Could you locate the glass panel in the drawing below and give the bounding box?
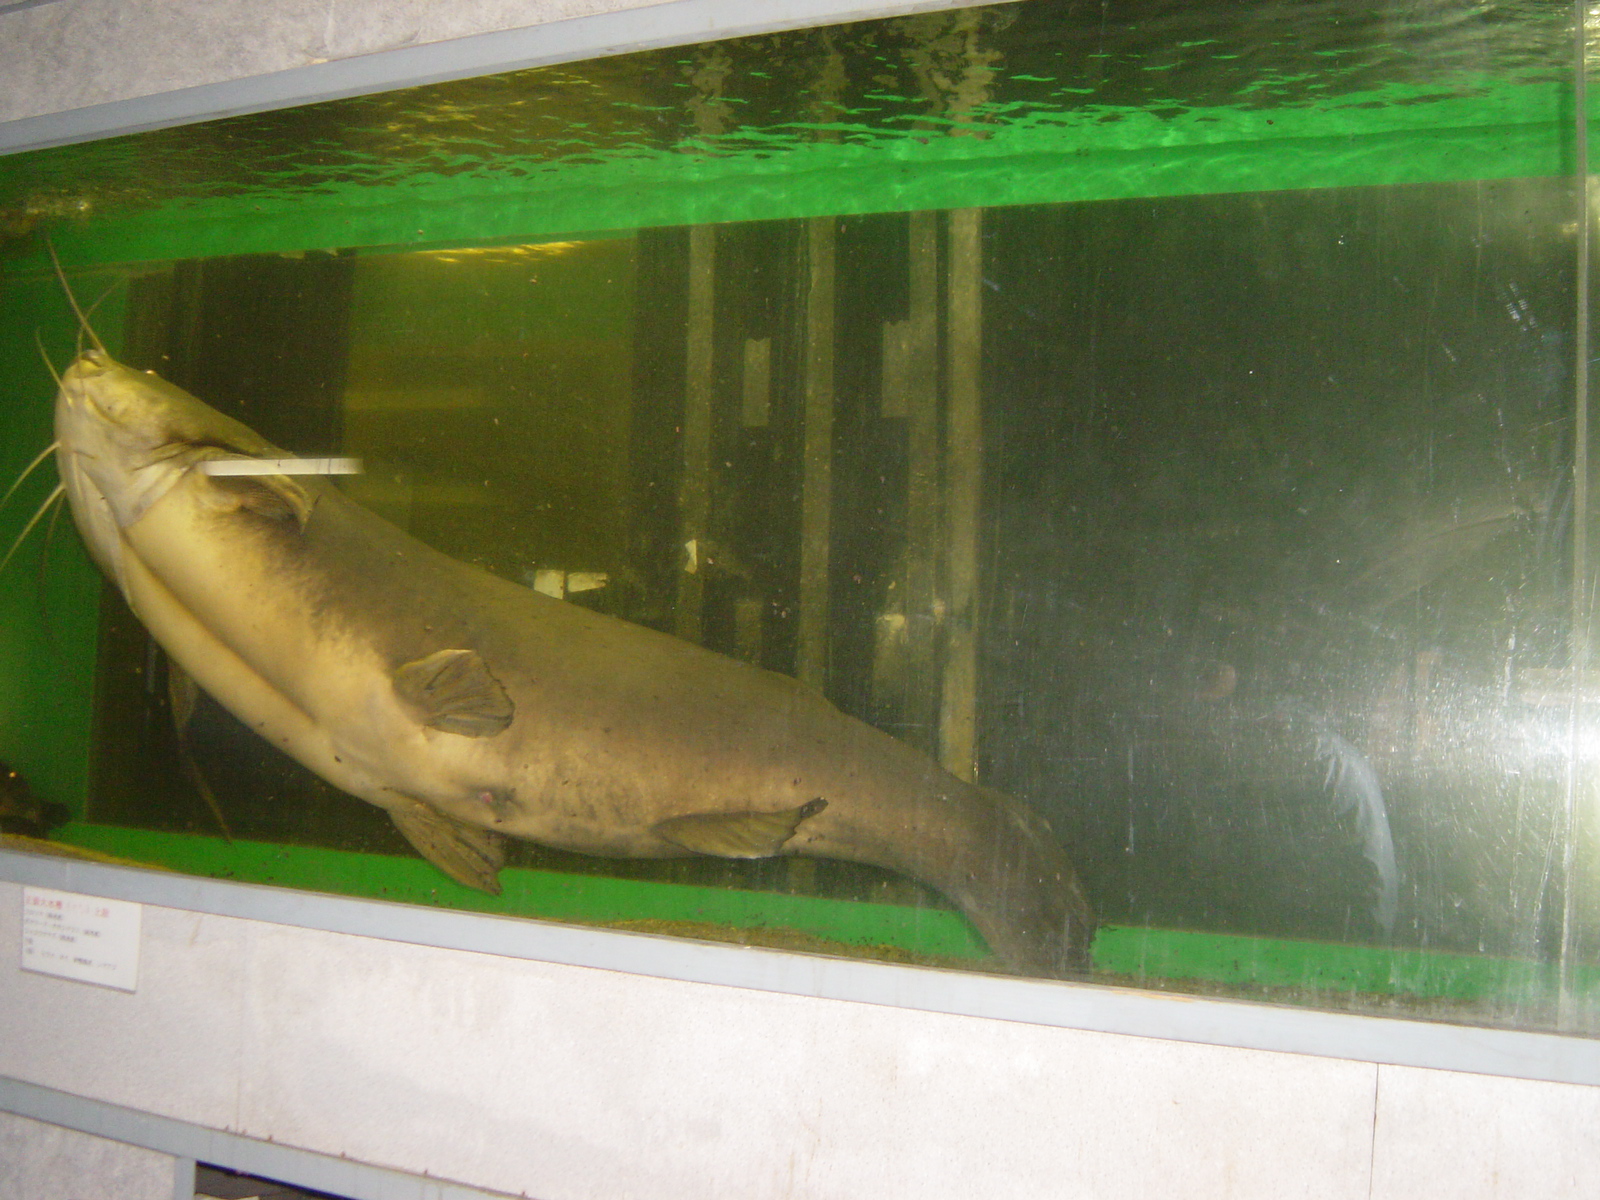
[1,0,1595,1031]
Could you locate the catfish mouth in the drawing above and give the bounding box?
[59,350,272,477]
[54,350,263,538]
[59,352,149,443]
[61,350,120,415]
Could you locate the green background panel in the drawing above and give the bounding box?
[0,273,108,817]
[1093,925,1600,1005]
[43,823,1597,1009]
[54,823,993,962]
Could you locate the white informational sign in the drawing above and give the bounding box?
[20,887,142,992]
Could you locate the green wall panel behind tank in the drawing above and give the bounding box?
[0,274,110,817]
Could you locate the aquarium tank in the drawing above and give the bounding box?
[2,0,1598,1031]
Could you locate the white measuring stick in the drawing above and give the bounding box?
[201,457,363,476]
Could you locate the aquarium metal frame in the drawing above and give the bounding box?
[0,1076,517,1200]
[0,0,1018,156]
[4,848,1599,1089]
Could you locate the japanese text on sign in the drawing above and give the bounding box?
[21,887,141,992]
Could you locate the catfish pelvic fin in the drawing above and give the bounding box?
[165,656,233,842]
[654,797,827,859]
[387,798,506,893]
[393,648,514,736]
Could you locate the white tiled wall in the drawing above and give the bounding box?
[230,924,1378,1200]
[0,1110,186,1200]
[1370,1065,1600,1200]
[5,881,1597,1200]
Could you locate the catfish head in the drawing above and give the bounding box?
[54,349,311,581]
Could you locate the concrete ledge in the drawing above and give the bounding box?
[5,848,1599,1088]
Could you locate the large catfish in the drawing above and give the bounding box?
[48,343,1094,975]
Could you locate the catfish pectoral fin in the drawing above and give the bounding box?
[388,799,506,893]
[654,797,827,859]
[210,471,315,528]
[393,648,514,737]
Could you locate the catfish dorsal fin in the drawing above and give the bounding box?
[654,798,827,859]
[393,648,514,736]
